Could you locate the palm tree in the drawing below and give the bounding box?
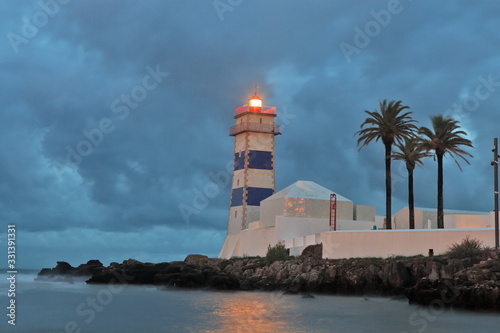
[392,137,432,229]
[356,100,418,229]
[419,115,474,229]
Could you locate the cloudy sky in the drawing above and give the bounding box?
[1,0,499,269]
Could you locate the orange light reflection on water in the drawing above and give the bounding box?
[205,293,295,333]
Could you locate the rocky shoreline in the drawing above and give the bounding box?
[37,254,500,312]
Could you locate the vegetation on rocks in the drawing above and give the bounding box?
[446,236,485,259]
[265,243,290,264]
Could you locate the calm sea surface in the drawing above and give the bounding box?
[0,271,499,333]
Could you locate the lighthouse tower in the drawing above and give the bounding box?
[227,92,280,235]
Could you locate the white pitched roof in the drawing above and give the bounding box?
[264,180,351,202]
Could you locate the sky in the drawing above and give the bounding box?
[1,0,499,269]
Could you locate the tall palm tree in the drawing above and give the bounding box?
[419,115,474,229]
[356,100,418,229]
[392,137,432,229]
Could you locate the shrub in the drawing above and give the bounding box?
[266,243,289,263]
[446,236,483,259]
[481,247,498,261]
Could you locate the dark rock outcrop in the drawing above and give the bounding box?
[41,256,443,295]
[83,258,238,290]
[301,243,322,259]
[37,260,103,281]
[406,258,500,311]
[38,255,500,311]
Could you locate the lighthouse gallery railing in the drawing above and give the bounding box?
[229,123,281,136]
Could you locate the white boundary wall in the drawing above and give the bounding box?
[238,226,277,257]
[317,228,496,259]
[221,219,498,259]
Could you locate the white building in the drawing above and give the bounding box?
[393,207,494,230]
[219,180,381,258]
[219,93,497,259]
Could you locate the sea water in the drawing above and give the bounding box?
[0,271,499,333]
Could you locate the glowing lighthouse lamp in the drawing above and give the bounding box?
[248,92,262,111]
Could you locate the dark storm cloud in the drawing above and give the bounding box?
[1,0,499,267]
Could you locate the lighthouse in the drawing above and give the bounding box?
[226,92,280,235]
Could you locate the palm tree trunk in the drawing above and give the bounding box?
[437,153,444,228]
[408,167,415,229]
[385,143,392,229]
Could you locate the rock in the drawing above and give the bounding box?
[53,261,75,275]
[218,260,233,271]
[154,272,207,288]
[86,267,127,284]
[109,262,120,268]
[37,260,102,280]
[86,260,154,285]
[383,262,412,291]
[406,278,443,305]
[233,260,244,268]
[427,261,441,281]
[74,260,104,276]
[306,269,321,289]
[301,243,322,259]
[223,264,234,274]
[122,258,142,266]
[269,261,283,271]
[122,263,158,284]
[37,268,53,277]
[407,259,500,311]
[490,265,500,272]
[85,259,103,266]
[208,274,239,290]
[184,254,208,266]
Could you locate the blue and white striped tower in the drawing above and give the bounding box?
[227,92,280,235]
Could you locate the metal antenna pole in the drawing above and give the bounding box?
[493,138,499,254]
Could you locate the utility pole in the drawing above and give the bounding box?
[492,138,499,254]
